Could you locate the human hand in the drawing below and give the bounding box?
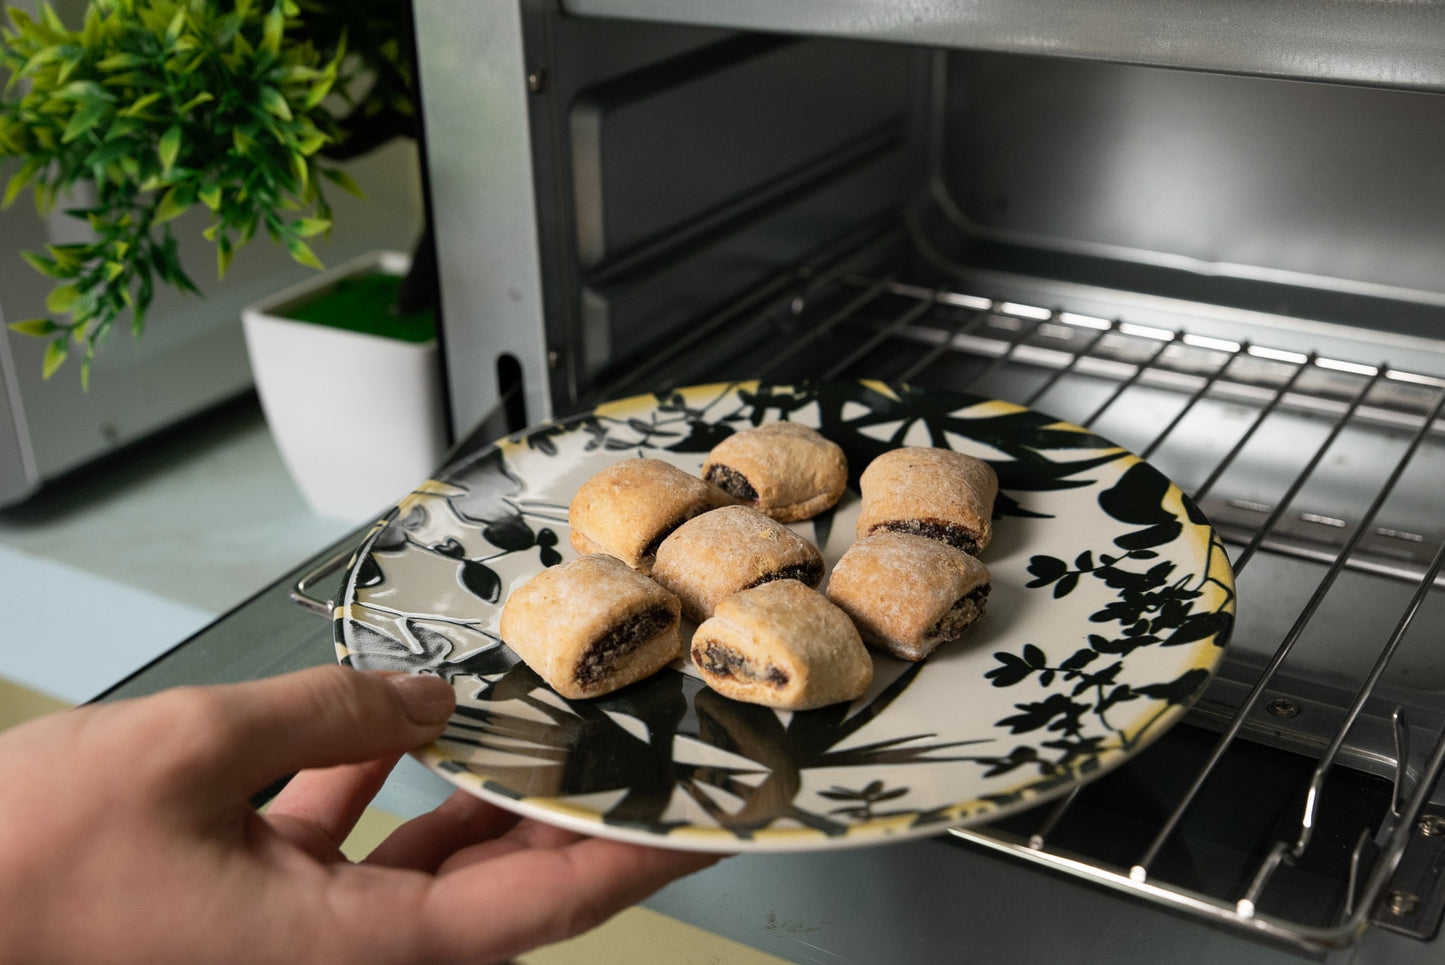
[0,666,719,965]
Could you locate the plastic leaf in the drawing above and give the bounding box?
[198,184,221,211]
[293,216,329,237]
[302,77,332,110]
[284,235,322,270]
[43,244,84,273]
[61,97,108,143]
[320,167,363,198]
[3,160,41,207]
[216,233,233,278]
[45,283,79,314]
[157,123,181,173]
[7,318,58,337]
[177,92,213,115]
[40,3,67,35]
[55,54,81,86]
[261,5,283,56]
[152,184,190,224]
[19,250,64,278]
[96,52,148,71]
[41,338,68,379]
[164,7,185,46]
[258,85,291,121]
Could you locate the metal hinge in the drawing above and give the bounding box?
[1373,806,1445,940]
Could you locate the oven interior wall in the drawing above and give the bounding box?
[547,23,926,406]
[920,52,1445,341]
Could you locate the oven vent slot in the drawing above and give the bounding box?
[607,258,1445,952]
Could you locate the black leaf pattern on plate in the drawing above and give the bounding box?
[339,380,1236,845]
[458,559,502,603]
[483,516,537,552]
[986,422,1236,791]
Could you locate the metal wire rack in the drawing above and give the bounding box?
[607,261,1445,952]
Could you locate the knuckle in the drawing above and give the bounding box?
[304,665,392,734]
[140,686,238,784]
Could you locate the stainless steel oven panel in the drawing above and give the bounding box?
[929,53,1445,334]
[415,3,923,427]
[565,0,1445,92]
[570,36,913,268]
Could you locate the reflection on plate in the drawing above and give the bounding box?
[335,381,1235,852]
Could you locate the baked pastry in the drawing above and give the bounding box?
[568,457,735,574]
[701,421,848,522]
[499,554,682,699]
[652,505,825,622]
[826,531,991,661]
[855,446,998,555]
[691,579,873,710]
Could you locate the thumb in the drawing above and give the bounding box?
[179,666,455,802]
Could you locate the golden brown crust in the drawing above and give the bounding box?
[652,505,825,622]
[499,554,682,699]
[691,580,873,710]
[702,422,848,522]
[855,447,998,555]
[567,458,736,574]
[826,532,991,661]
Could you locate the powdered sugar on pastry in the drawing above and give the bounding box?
[826,531,991,662]
[702,421,847,522]
[499,554,682,699]
[691,579,872,710]
[855,446,998,555]
[652,505,825,622]
[568,457,736,574]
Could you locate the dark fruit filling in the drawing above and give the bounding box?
[575,604,675,686]
[874,519,981,556]
[926,585,991,642]
[703,464,758,502]
[639,513,695,565]
[693,642,789,687]
[745,560,825,591]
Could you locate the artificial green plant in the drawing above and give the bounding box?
[0,0,420,386]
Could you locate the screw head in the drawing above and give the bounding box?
[1386,890,1421,917]
[1417,814,1445,837]
[527,70,547,93]
[1266,698,1300,719]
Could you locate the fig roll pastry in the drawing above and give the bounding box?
[499,554,683,699]
[568,457,735,574]
[826,532,991,662]
[691,579,873,710]
[855,446,999,555]
[701,421,848,522]
[651,504,825,622]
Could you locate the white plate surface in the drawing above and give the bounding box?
[336,381,1235,852]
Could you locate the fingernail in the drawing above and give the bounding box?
[387,673,455,726]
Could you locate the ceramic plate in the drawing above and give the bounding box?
[335,381,1235,852]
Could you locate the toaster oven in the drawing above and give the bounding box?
[401,1,1445,960]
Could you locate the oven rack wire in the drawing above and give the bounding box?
[603,258,1445,952]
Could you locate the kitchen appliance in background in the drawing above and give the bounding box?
[0,140,425,508]
[401,1,1445,960]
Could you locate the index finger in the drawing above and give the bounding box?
[157,666,454,804]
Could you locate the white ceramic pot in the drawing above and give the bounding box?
[242,251,447,522]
